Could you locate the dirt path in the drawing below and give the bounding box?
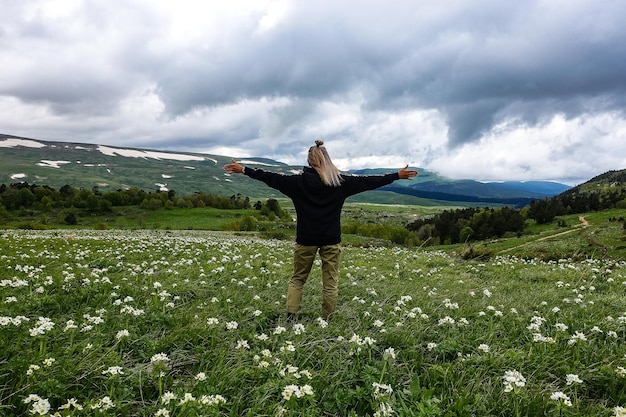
[497,216,589,254]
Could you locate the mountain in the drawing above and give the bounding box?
[1,134,571,206]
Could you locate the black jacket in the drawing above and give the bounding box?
[244,166,399,245]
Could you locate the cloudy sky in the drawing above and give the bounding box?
[1,0,625,185]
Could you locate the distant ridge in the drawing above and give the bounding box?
[1,133,573,207]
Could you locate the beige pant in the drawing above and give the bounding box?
[287,243,342,318]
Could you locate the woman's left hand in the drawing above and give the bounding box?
[398,165,418,180]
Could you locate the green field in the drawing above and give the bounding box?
[2,225,626,416]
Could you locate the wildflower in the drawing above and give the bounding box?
[438,316,455,326]
[29,397,51,415]
[566,374,583,385]
[235,339,250,350]
[27,364,40,376]
[555,323,568,331]
[374,402,394,417]
[155,409,170,417]
[29,316,55,337]
[161,391,176,405]
[282,384,300,401]
[180,392,196,403]
[550,391,572,406]
[383,347,396,360]
[59,398,83,411]
[614,406,626,417]
[91,396,115,410]
[502,370,526,392]
[316,317,328,328]
[116,329,130,340]
[252,309,262,317]
[478,344,490,353]
[372,382,393,399]
[617,367,626,378]
[426,342,437,351]
[225,321,238,330]
[280,341,296,352]
[195,372,207,381]
[273,325,287,334]
[199,394,227,406]
[527,316,546,331]
[292,323,306,335]
[102,366,124,376]
[567,331,587,345]
[373,319,384,327]
[151,353,170,364]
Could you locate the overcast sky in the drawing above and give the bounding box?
[1,0,625,185]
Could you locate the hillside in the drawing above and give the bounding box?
[2,134,570,206]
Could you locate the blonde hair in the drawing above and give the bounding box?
[307,140,343,187]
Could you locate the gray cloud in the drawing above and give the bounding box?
[1,0,625,184]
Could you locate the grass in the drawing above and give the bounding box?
[2,228,626,416]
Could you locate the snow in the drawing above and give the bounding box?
[10,173,27,180]
[239,160,277,167]
[37,160,71,169]
[97,145,205,161]
[0,138,46,148]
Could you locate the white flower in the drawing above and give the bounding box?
[161,391,176,405]
[372,382,393,399]
[155,408,170,417]
[29,397,51,415]
[567,331,587,345]
[26,364,40,376]
[235,339,250,350]
[566,374,583,385]
[116,329,130,340]
[426,342,437,351]
[282,384,299,401]
[316,317,328,328]
[614,406,626,417]
[225,321,238,330]
[550,391,572,406]
[292,323,306,335]
[383,347,396,360]
[180,392,196,403]
[151,353,170,364]
[554,322,568,331]
[195,372,207,381]
[273,326,287,334]
[502,370,526,392]
[102,366,124,376]
[477,344,490,353]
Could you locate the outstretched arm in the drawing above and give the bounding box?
[223,160,244,174]
[398,165,418,180]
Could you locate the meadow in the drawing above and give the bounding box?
[2,229,626,416]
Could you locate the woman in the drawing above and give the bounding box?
[223,140,418,320]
